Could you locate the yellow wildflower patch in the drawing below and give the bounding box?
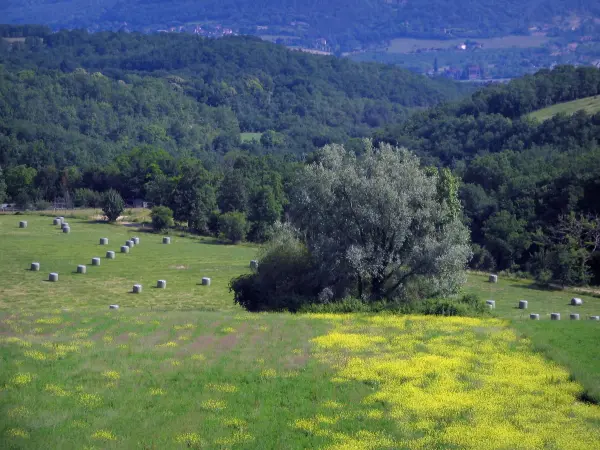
[191,354,206,361]
[260,368,277,378]
[6,428,29,438]
[206,383,238,393]
[24,350,47,361]
[35,317,62,325]
[45,384,71,397]
[11,373,33,387]
[201,399,226,411]
[78,393,102,408]
[175,433,202,445]
[102,370,120,380]
[7,406,30,418]
[91,430,116,441]
[149,388,165,396]
[102,335,113,343]
[221,326,236,333]
[1,337,32,348]
[298,315,600,450]
[174,323,195,331]
[157,341,178,348]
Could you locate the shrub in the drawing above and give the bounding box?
[218,211,248,244]
[151,205,174,232]
[33,199,52,210]
[102,189,124,222]
[74,188,102,208]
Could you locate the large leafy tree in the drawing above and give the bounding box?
[290,141,471,301]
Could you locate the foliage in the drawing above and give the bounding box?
[150,205,174,232]
[290,142,471,302]
[102,189,124,222]
[218,211,249,243]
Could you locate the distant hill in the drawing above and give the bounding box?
[2,0,600,51]
[0,27,467,167]
[528,95,600,121]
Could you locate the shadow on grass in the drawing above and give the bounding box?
[577,390,599,405]
[509,283,564,292]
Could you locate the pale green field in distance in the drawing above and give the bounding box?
[528,95,600,122]
[240,132,262,143]
[1,216,599,449]
[385,35,550,53]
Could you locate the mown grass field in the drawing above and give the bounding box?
[527,95,600,122]
[1,215,600,449]
[385,35,549,53]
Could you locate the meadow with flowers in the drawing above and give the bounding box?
[1,215,600,448]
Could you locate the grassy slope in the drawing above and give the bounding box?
[527,95,600,122]
[1,216,599,448]
[464,273,600,402]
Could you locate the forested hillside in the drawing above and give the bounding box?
[0,27,465,167]
[3,0,600,51]
[377,65,600,284]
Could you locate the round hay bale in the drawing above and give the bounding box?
[92,257,100,266]
[100,238,108,245]
[109,304,119,310]
[77,265,86,274]
[133,237,140,245]
[250,260,259,270]
[126,240,134,248]
[133,284,142,294]
[62,226,70,233]
[518,300,528,309]
[489,274,498,283]
[30,262,40,271]
[49,272,58,282]
[551,313,561,321]
[589,316,600,321]
[485,300,495,309]
[530,313,540,320]
[58,216,64,221]
[201,277,211,286]
[120,245,129,253]
[571,297,583,306]
[19,221,27,228]
[157,279,167,289]
[61,222,69,229]
[53,218,61,225]
[162,236,171,244]
[106,251,115,259]
[570,313,580,320]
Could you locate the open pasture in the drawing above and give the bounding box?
[1,216,600,448]
[385,35,550,53]
[0,215,255,312]
[527,95,600,122]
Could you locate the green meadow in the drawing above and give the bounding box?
[527,95,600,122]
[1,214,600,449]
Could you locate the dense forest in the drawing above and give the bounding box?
[3,1,600,51]
[2,27,600,286]
[0,27,465,166]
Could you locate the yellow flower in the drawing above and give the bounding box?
[175,433,202,445]
[102,370,120,380]
[6,428,29,438]
[221,326,236,333]
[24,350,47,361]
[7,406,29,418]
[11,372,33,387]
[78,393,102,408]
[102,335,113,343]
[91,430,116,441]
[149,388,165,396]
[201,399,226,411]
[36,317,62,325]
[191,354,205,361]
[260,368,277,378]
[157,341,178,348]
[206,383,238,393]
[45,384,71,397]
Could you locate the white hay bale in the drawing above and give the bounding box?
[49,272,58,282]
[61,222,69,229]
[19,221,27,228]
[157,279,167,289]
[53,218,61,225]
[162,236,170,244]
[551,313,561,320]
[571,297,583,306]
[530,313,540,320]
[92,257,100,266]
[106,251,115,259]
[250,260,259,271]
[77,265,86,274]
[133,284,142,294]
[30,262,40,271]
[100,238,108,245]
[58,216,64,221]
[489,274,498,283]
[133,237,140,245]
[201,277,211,286]
[589,316,600,321]
[570,313,580,320]
[126,240,134,248]
[518,300,528,309]
[62,226,70,233]
[485,300,495,309]
[109,304,119,310]
[121,245,129,253]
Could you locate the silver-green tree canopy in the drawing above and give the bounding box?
[290,141,471,300]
